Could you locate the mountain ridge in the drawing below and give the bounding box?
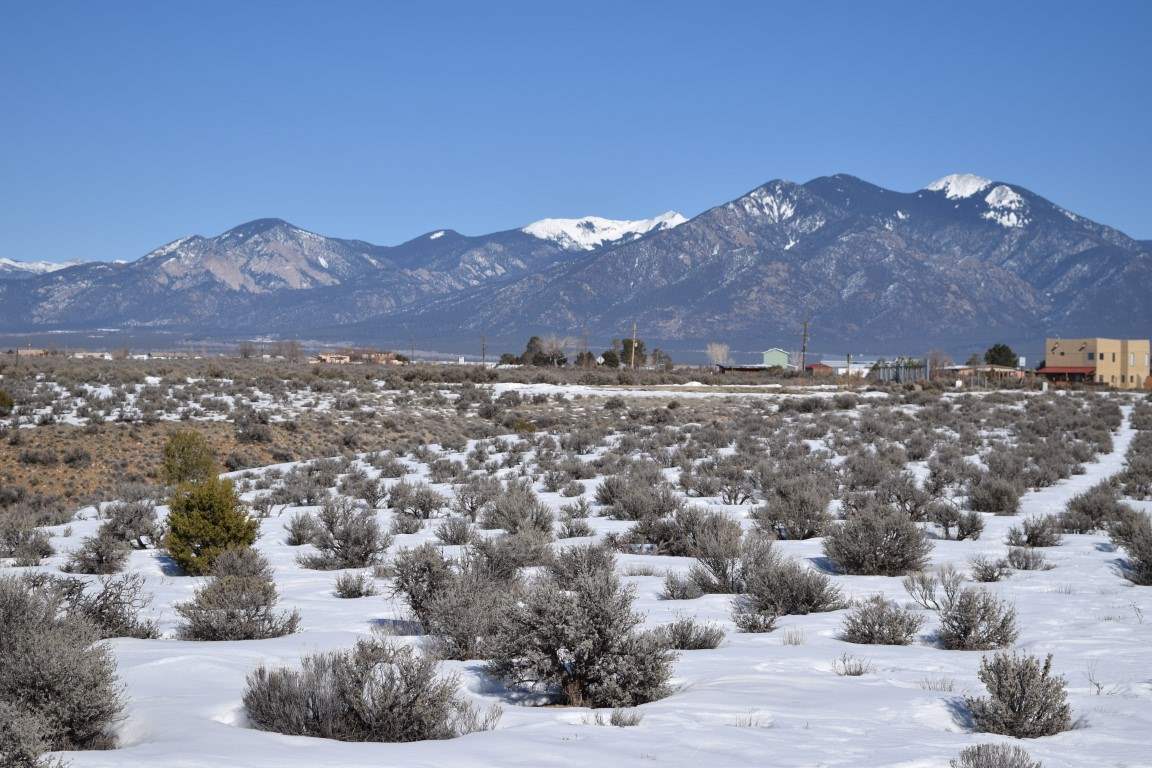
[1,174,1148,354]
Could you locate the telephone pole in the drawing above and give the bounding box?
[629,320,638,370]
[480,335,487,366]
[800,319,809,375]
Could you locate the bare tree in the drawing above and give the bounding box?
[706,342,731,366]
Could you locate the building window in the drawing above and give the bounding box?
[1112,353,1117,362]
[1087,352,1095,360]
[1131,353,1136,366]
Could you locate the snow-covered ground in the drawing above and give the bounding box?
[19,397,1152,768]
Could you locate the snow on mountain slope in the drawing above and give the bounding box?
[0,257,81,276]
[924,173,992,199]
[982,184,1029,228]
[522,211,686,251]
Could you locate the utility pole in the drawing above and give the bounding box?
[630,320,638,370]
[480,335,487,366]
[846,351,851,379]
[410,337,415,363]
[800,319,809,376]
[581,323,589,367]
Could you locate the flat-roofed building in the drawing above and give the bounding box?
[1038,338,1150,389]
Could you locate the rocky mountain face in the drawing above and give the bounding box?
[1,175,1148,354]
[394,174,1152,351]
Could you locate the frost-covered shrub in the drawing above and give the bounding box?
[388,480,448,519]
[823,507,932,576]
[0,512,55,565]
[752,474,832,539]
[1005,516,1062,548]
[1059,483,1132,533]
[548,543,616,586]
[0,701,65,768]
[487,571,675,707]
[56,573,159,640]
[1110,509,1152,586]
[733,543,845,622]
[479,479,552,534]
[927,500,983,541]
[298,497,390,569]
[619,505,735,557]
[839,595,924,645]
[434,516,476,546]
[244,636,500,742]
[422,553,518,660]
[64,530,130,574]
[655,616,724,650]
[969,555,1011,583]
[452,475,502,520]
[0,574,124,753]
[101,500,161,548]
[967,474,1022,515]
[607,483,685,521]
[661,572,704,600]
[283,511,317,546]
[472,529,554,579]
[940,588,1018,650]
[334,571,378,598]
[1005,547,1050,571]
[176,547,299,640]
[903,568,1017,650]
[950,744,1042,768]
[966,652,1071,738]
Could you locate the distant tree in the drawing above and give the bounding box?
[498,352,519,365]
[237,341,258,359]
[965,353,983,366]
[272,340,304,362]
[538,335,571,367]
[706,342,730,366]
[574,350,597,368]
[621,338,647,369]
[600,349,621,368]
[650,348,674,371]
[984,344,1019,368]
[521,336,545,366]
[926,349,953,374]
[162,429,218,486]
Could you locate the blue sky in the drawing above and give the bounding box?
[1,1,1149,263]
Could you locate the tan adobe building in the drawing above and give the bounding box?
[1039,338,1150,389]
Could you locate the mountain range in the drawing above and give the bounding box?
[2,174,1149,357]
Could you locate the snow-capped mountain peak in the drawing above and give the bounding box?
[522,211,687,251]
[924,173,993,199]
[0,257,81,276]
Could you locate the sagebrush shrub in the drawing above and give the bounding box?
[967,474,1022,515]
[298,497,390,569]
[389,480,449,519]
[165,476,258,575]
[176,547,299,640]
[487,571,675,707]
[334,571,378,598]
[64,531,130,574]
[0,575,123,753]
[1005,547,1049,571]
[422,554,517,660]
[101,500,161,548]
[549,543,617,586]
[1110,508,1152,585]
[479,479,552,534]
[823,507,932,576]
[939,588,1018,650]
[752,474,832,539]
[244,636,500,742]
[283,511,317,546]
[966,652,1071,738]
[655,616,724,650]
[839,595,924,645]
[1006,516,1061,548]
[950,744,1041,768]
[733,545,845,620]
[1060,483,1132,533]
[434,516,476,545]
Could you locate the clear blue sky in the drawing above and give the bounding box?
[2,0,1149,264]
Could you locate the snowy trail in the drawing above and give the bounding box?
[48,408,1152,768]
